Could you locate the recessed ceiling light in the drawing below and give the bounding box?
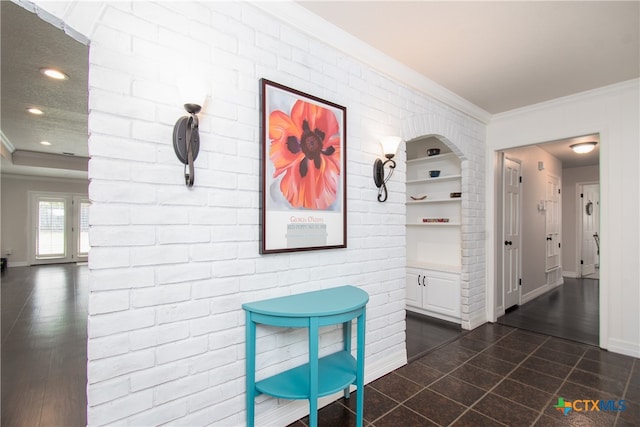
[27,108,44,115]
[40,141,52,146]
[40,68,68,80]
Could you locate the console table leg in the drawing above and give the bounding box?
[343,320,352,399]
[355,311,366,427]
[246,313,256,427]
[308,317,320,427]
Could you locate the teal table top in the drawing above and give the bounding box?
[242,285,369,317]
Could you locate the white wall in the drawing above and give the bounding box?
[487,79,640,357]
[0,174,88,265]
[27,1,486,425]
[562,165,599,276]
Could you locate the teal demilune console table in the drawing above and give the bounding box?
[243,285,369,427]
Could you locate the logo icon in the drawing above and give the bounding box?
[554,397,573,416]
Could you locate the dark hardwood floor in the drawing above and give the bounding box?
[406,311,462,361]
[498,277,599,346]
[1,264,88,427]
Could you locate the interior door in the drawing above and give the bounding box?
[580,183,600,276]
[503,157,521,310]
[545,174,561,271]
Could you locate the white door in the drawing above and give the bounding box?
[503,157,521,310]
[545,175,561,271]
[30,192,89,264]
[580,183,600,276]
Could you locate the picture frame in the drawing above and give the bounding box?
[260,79,347,254]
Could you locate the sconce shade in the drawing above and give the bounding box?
[380,136,402,159]
[178,78,206,112]
[570,142,597,154]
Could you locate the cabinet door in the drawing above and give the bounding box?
[406,270,422,307]
[423,271,460,317]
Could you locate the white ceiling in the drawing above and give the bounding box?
[298,1,639,114]
[2,1,637,178]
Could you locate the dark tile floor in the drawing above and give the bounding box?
[406,311,462,361]
[1,264,88,426]
[498,277,599,346]
[3,266,637,427]
[289,323,639,427]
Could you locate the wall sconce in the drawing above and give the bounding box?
[173,84,205,187]
[570,141,597,154]
[373,136,402,202]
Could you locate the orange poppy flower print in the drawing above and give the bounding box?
[269,100,341,210]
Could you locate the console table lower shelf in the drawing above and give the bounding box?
[243,286,368,427]
[256,351,356,399]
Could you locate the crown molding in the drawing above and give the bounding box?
[1,130,16,154]
[493,78,640,121]
[249,1,492,125]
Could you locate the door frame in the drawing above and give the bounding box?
[486,131,607,351]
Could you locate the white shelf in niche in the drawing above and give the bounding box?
[407,174,461,184]
[406,152,457,164]
[406,198,462,205]
[407,261,461,273]
[406,222,461,227]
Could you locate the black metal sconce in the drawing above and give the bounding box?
[173,102,202,187]
[373,136,402,202]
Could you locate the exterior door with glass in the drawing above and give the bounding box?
[30,192,89,264]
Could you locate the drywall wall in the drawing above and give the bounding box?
[487,79,640,357]
[0,174,88,265]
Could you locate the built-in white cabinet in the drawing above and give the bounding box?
[406,137,462,322]
[406,267,461,322]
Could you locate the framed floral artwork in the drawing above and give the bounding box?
[260,79,347,254]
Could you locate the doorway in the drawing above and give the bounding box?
[496,135,600,346]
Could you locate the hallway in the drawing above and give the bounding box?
[497,277,599,346]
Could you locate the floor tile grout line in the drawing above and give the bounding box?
[446,329,552,426]
[529,344,591,426]
[615,357,636,426]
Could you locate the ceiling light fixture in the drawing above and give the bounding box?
[570,142,597,154]
[27,108,44,115]
[40,67,68,80]
[40,141,52,146]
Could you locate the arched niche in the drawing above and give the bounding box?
[402,114,484,331]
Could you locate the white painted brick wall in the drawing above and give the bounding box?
[31,0,487,425]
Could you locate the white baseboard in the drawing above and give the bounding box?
[463,311,487,331]
[521,277,563,305]
[255,349,407,427]
[7,261,28,267]
[607,338,640,358]
[562,271,578,278]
